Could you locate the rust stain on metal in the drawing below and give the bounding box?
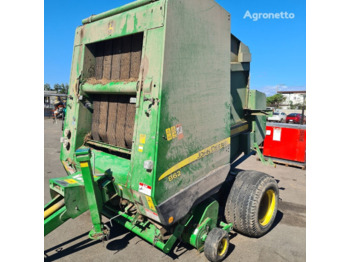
[107,20,115,35]
[84,132,92,143]
[80,26,85,39]
[86,77,138,85]
[140,55,149,81]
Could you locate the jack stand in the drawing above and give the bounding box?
[253,143,275,167]
[76,147,109,240]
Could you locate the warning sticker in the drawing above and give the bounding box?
[140,134,146,144]
[166,128,172,141]
[145,208,160,222]
[273,128,282,141]
[64,179,77,184]
[80,162,89,168]
[176,124,184,140]
[73,174,83,181]
[145,195,156,211]
[166,125,184,141]
[138,145,144,152]
[171,126,177,139]
[139,182,152,196]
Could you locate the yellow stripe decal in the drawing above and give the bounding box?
[230,123,249,136]
[64,179,77,184]
[145,195,156,211]
[80,162,89,168]
[158,137,230,181]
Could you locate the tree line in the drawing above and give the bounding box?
[266,94,286,108]
[44,83,69,94]
[266,93,306,109]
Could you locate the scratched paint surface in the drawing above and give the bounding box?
[154,0,231,204]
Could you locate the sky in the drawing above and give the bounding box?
[44,0,305,97]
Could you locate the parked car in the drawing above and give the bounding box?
[267,111,287,122]
[286,113,306,124]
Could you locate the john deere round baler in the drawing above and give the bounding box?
[44,1,279,261]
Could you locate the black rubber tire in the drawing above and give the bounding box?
[204,228,229,262]
[224,170,279,237]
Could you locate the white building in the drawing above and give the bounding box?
[278,91,306,109]
[44,91,58,108]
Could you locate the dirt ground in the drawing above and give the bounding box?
[44,119,306,262]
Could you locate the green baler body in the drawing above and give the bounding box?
[47,0,267,245]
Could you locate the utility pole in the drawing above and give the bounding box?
[300,94,306,124]
[276,84,285,109]
[276,84,285,94]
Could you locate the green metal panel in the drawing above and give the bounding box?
[127,26,165,209]
[230,71,249,125]
[76,148,105,238]
[155,0,231,211]
[182,198,219,251]
[92,149,130,185]
[75,0,165,46]
[248,90,267,146]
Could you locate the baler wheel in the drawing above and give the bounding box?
[224,170,279,237]
[204,227,229,262]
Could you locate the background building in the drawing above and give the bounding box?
[278,90,306,110]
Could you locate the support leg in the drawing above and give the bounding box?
[75,148,108,240]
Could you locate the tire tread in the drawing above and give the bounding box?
[224,170,279,237]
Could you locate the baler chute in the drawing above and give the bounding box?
[44,0,279,261]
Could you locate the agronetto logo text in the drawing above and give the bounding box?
[243,10,295,21]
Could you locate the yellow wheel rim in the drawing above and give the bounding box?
[218,237,228,256]
[259,189,276,226]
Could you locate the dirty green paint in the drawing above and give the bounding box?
[76,148,105,238]
[181,198,219,251]
[81,81,137,94]
[82,0,156,25]
[154,0,231,204]
[45,0,270,255]
[44,206,69,236]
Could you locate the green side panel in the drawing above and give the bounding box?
[155,0,231,204]
[128,26,165,201]
[64,186,89,218]
[60,44,85,165]
[248,89,266,111]
[248,90,267,146]
[92,150,130,185]
[230,71,249,125]
[230,135,242,162]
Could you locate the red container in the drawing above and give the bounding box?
[263,123,306,163]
